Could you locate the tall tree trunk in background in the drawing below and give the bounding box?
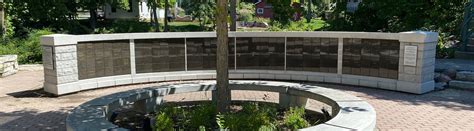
[306,0,312,23]
[0,0,5,38]
[152,3,160,32]
[164,0,169,32]
[89,7,98,32]
[215,0,230,113]
[230,0,237,31]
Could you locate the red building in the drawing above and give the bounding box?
[255,0,302,19]
[255,0,274,18]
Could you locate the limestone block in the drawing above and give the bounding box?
[456,71,474,82]
[0,55,19,77]
[449,80,474,90]
[55,45,77,53]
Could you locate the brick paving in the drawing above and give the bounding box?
[1,70,474,131]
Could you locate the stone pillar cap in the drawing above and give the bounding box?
[400,31,438,43]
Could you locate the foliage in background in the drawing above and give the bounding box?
[301,0,331,21]
[268,18,327,31]
[437,34,457,58]
[237,2,255,22]
[95,20,154,33]
[0,29,53,64]
[283,106,309,130]
[326,0,468,58]
[268,0,295,25]
[185,0,216,30]
[5,0,74,37]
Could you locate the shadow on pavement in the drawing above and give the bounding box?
[7,88,56,98]
[308,82,474,112]
[0,108,71,130]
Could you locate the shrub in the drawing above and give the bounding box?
[154,112,174,131]
[267,18,327,31]
[98,20,153,33]
[0,29,53,64]
[238,2,256,22]
[283,106,309,129]
[436,34,456,59]
[223,103,276,130]
[188,104,216,129]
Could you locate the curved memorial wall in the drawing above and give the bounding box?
[40,32,437,95]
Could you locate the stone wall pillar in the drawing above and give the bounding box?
[279,93,308,108]
[41,34,79,95]
[397,31,438,94]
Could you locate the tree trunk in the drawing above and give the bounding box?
[306,0,312,23]
[89,7,98,32]
[152,3,160,32]
[0,0,5,38]
[164,0,169,32]
[215,0,230,113]
[230,0,237,31]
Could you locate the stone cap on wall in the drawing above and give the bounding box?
[41,31,437,46]
[399,31,438,43]
[0,55,17,62]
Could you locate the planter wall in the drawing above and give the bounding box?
[0,55,18,77]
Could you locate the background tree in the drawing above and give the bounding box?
[186,0,215,30]
[0,0,5,38]
[230,0,237,31]
[269,0,295,25]
[161,0,176,32]
[147,0,163,32]
[6,0,77,36]
[77,0,130,31]
[215,0,231,113]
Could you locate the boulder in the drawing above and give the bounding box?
[442,68,457,79]
[435,74,452,83]
[434,82,447,90]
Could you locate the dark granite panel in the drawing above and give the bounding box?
[77,40,131,80]
[342,38,399,79]
[343,38,352,74]
[236,37,284,70]
[186,38,235,71]
[287,37,303,71]
[135,38,185,73]
[287,37,337,73]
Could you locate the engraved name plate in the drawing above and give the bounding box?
[403,45,418,66]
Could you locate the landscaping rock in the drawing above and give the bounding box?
[0,55,19,78]
[455,71,474,82]
[434,82,447,90]
[449,80,474,90]
[435,74,452,83]
[442,68,457,79]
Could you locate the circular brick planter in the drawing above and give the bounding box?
[66,81,376,131]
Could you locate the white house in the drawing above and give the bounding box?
[346,0,362,13]
[104,0,165,19]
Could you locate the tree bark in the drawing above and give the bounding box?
[230,0,237,31]
[152,3,160,32]
[215,0,231,113]
[0,0,5,37]
[306,0,312,23]
[164,0,169,32]
[89,7,98,32]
